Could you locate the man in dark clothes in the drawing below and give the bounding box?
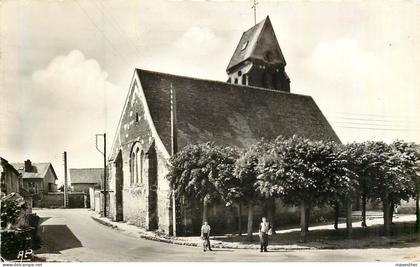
[259,217,271,252]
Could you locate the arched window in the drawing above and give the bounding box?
[136,148,140,183]
[130,152,135,185]
[140,151,144,183]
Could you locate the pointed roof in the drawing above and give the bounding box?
[226,16,286,72]
[69,168,103,185]
[11,162,58,180]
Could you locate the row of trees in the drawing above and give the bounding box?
[166,136,420,242]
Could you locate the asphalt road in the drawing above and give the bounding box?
[34,208,420,262]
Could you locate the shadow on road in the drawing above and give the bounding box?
[36,224,83,254]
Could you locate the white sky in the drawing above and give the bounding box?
[0,0,419,185]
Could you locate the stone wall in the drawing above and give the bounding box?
[177,198,335,236]
[39,193,63,208]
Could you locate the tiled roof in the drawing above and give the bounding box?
[137,68,340,153]
[226,16,286,71]
[69,168,103,185]
[11,162,55,179]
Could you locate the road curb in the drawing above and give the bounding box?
[91,216,118,229]
[90,215,312,251]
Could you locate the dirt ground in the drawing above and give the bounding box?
[214,219,420,249]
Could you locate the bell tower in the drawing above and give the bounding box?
[226,16,290,92]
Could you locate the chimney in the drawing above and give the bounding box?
[24,160,33,172]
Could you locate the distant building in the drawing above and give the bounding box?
[107,16,339,236]
[0,157,21,196]
[12,160,58,194]
[69,168,103,194]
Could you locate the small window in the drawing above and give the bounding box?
[234,78,238,84]
[242,75,247,85]
[241,41,248,51]
[135,112,139,122]
[238,71,242,76]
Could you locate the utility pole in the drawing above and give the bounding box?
[63,151,68,208]
[96,133,107,217]
[170,84,177,236]
[252,0,258,25]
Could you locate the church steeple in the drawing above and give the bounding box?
[226,16,290,92]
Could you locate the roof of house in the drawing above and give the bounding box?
[226,16,286,71]
[11,162,58,180]
[69,168,103,185]
[0,157,20,176]
[137,68,340,153]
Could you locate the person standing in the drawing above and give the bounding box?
[201,221,213,252]
[259,217,271,252]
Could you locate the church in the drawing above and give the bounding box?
[107,16,340,236]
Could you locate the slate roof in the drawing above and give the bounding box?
[0,157,20,176]
[137,68,340,153]
[69,168,103,185]
[11,162,57,180]
[226,16,286,71]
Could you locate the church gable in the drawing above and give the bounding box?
[251,17,286,66]
[226,16,286,72]
[109,71,169,163]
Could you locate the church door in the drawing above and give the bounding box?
[148,147,159,230]
[115,150,124,221]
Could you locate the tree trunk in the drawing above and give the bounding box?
[334,202,339,230]
[202,199,208,224]
[238,203,242,236]
[300,200,307,243]
[305,206,310,232]
[346,198,352,239]
[247,203,254,242]
[267,198,276,235]
[390,202,395,224]
[383,194,391,237]
[416,190,420,233]
[361,191,367,227]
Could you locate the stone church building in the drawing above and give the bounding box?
[107,16,339,236]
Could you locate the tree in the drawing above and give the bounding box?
[166,142,236,223]
[328,144,359,237]
[388,141,418,224]
[257,136,352,242]
[344,142,376,227]
[233,141,270,241]
[414,145,420,233]
[367,141,417,236]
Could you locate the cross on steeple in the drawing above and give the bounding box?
[251,0,258,25]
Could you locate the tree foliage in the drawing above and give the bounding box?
[257,135,354,207]
[166,142,238,205]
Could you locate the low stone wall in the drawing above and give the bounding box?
[39,193,64,208]
[68,192,87,208]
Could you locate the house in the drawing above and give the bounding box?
[107,16,340,235]
[11,160,58,195]
[69,168,103,194]
[69,168,103,208]
[1,157,21,196]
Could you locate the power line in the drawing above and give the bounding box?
[332,116,413,124]
[90,0,143,61]
[330,111,420,119]
[334,125,415,132]
[332,121,412,127]
[72,0,133,65]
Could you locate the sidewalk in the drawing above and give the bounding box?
[90,210,418,250]
[89,211,311,250]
